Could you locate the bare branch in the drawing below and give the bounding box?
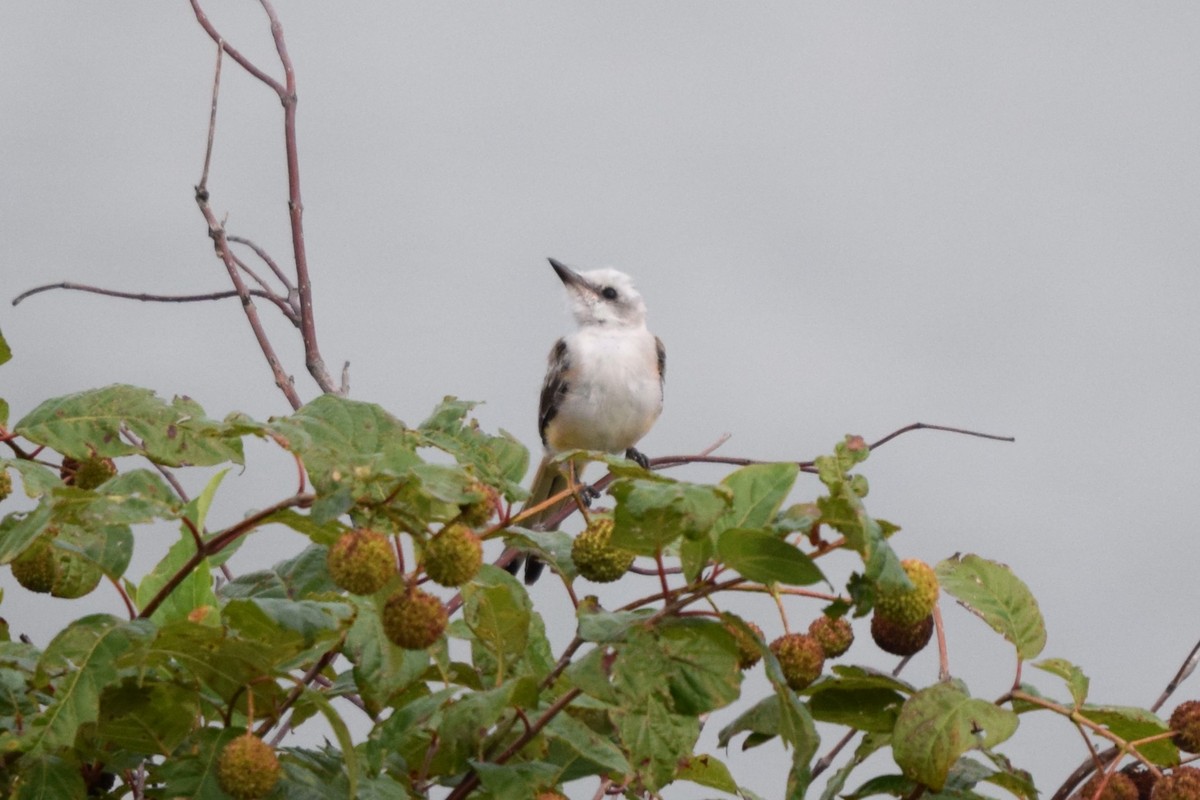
[190,0,340,396]
[12,281,293,319]
[257,0,339,395]
[189,0,285,96]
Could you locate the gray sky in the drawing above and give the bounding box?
[3,3,1200,797]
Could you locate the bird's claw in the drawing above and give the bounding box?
[625,447,651,470]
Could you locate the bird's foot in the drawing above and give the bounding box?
[580,484,600,504]
[625,447,651,470]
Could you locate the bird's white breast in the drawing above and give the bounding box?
[547,326,662,454]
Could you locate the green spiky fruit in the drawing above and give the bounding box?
[1080,773,1140,800]
[770,633,825,691]
[11,538,57,594]
[327,528,395,595]
[870,612,934,657]
[571,518,634,583]
[457,481,496,528]
[382,587,447,650]
[0,470,11,502]
[11,534,102,599]
[1170,700,1200,754]
[726,620,764,670]
[808,615,854,658]
[217,733,281,800]
[66,456,118,490]
[875,559,939,626]
[1150,768,1200,800]
[423,522,483,587]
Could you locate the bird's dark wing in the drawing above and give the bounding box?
[655,336,666,386]
[538,337,570,448]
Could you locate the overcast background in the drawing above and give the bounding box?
[3,3,1199,797]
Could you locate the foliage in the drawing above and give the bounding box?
[0,373,1186,799]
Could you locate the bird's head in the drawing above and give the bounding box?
[549,257,647,329]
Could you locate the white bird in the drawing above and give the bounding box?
[513,257,665,584]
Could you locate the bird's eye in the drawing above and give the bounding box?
[601,287,618,300]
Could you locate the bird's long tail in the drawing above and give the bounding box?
[507,455,571,584]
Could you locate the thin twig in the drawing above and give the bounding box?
[12,281,287,309]
[199,40,222,189]
[445,689,583,800]
[189,0,285,95]
[229,235,295,296]
[230,253,299,324]
[138,493,312,619]
[933,605,950,683]
[1151,635,1200,713]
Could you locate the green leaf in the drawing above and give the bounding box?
[609,476,730,554]
[96,679,199,755]
[716,528,823,586]
[140,621,286,715]
[12,754,87,800]
[503,527,575,582]
[656,619,742,715]
[718,695,783,750]
[460,566,532,683]
[892,682,1019,791]
[56,519,134,580]
[760,645,821,766]
[222,598,355,664]
[826,664,917,695]
[577,607,654,643]
[614,695,700,791]
[817,490,905,588]
[261,508,348,547]
[25,615,156,753]
[1079,705,1178,766]
[2,459,61,498]
[714,462,800,534]
[15,385,244,466]
[471,760,560,798]
[418,397,530,499]
[679,535,714,582]
[290,689,359,798]
[149,726,241,799]
[979,749,1039,800]
[136,529,217,625]
[843,773,913,800]
[58,469,184,526]
[271,393,421,489]
[545,710,632,780]
[219,544,339,601]
[1032,658,1089,708]
[0,329,11,368]
[936,554,1047,660]
[0,503,54,564]
[807,683,904,733]
[434,677,539,773]
[677,752,739,793]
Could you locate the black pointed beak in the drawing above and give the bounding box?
[549,257,589,292]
